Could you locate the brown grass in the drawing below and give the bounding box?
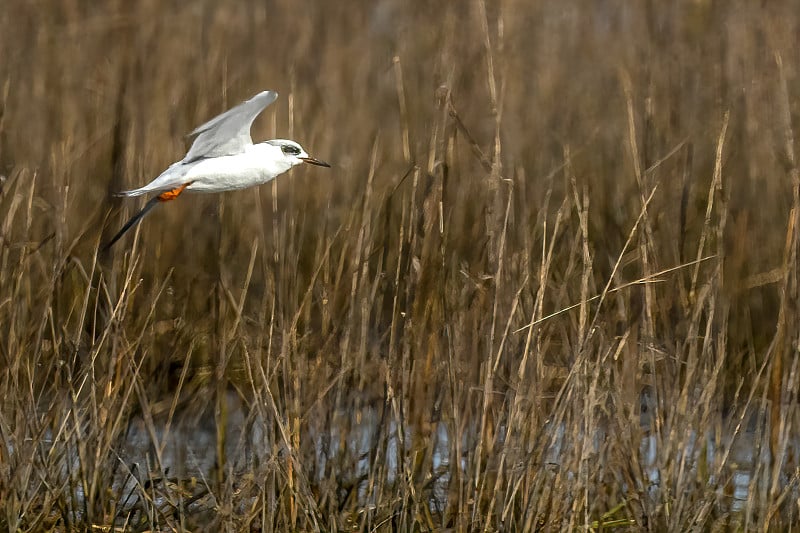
[1,0,799,531]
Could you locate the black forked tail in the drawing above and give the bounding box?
[103,196,161,251]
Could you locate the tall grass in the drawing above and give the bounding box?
[1,0,799,530]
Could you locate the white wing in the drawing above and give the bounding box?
[182,90,278,163]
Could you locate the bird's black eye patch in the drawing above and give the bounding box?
[282,144,301,156]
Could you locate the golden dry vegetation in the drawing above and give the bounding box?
[1,0,800,531]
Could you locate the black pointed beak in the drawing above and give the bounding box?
[301,157,331,168]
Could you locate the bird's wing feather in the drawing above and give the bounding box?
[182,90,278,163]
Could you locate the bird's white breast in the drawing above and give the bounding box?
[183,144,292,192]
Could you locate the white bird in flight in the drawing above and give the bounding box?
[105,90,329,249]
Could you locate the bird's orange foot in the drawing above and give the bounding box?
[157,182,193,202]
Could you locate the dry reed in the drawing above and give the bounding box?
[1,1,799,531]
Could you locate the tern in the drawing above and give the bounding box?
[104,90,329,250]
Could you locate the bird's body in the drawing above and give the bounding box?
[104,91,329,249]
[120,141,297,196]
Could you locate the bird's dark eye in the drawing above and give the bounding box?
[282,144,301,156]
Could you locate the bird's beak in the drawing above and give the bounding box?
[301,157,331,168]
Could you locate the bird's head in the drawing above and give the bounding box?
[265,139,330,169]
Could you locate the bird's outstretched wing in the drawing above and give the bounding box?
[182,90,278,163]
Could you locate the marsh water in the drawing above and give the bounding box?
[105,389,786,522]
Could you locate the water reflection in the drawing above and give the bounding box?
[104,388,797,523]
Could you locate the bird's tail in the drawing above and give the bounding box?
[102,196,161,251]
[114,187,149,197]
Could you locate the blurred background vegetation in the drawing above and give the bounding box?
[1,0,799,531]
